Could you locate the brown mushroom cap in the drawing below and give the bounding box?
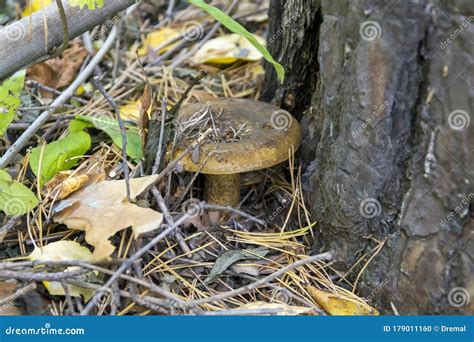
[170,98,302,175]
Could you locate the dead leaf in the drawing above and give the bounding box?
[28,41,87,97]
[53,175,163,260]
[120,99,152,122]
[43,171,89,200]
[191,34,265,66]
[236,301,311,315]
[205,247,269,284]
[0,280,24,315]
[29,241,95,301]
[137,27,180,56]
[138,83,153,150]
[306,286,379,315]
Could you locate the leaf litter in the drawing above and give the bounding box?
[0,0,380,316]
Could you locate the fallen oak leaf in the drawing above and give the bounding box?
[53,175,163,260]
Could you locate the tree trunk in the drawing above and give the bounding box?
[265,0,473,314]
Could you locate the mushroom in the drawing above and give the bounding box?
[169,98,301,208]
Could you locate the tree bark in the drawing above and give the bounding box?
[265,0,473,314]
[0,0,135,80]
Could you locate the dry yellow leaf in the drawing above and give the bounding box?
[236,301,311,315]
[119,100,141,121]
[29,241,95,301]
[53,175,163,260]
[43,171,89,200]
[30,240,94,262]
[119,99,152,122]
[22,0,53,17]
[137,27,180,56]
[191,33,265,65]
[306,286,379,315]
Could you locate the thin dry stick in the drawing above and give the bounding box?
[151,98,168,175]
[91,75,131,201]
[0,268,88,282]
[154,128,212,183]
[26,80,88,104]
[0,259,183,306]
[0,282,36,308]
[67,278,182,314]
[151,186,191,254]
[0,216,21,243]
[50,0,69,58]
[60,281,77,316]
[183,252,333,308]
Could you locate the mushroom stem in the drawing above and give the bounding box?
[204,174,240,207]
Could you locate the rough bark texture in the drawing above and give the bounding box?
[265,0,473,314]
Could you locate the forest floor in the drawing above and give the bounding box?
[0,0,380,316]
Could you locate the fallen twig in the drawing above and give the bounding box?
[0,268,88,282]
[0,25,120,168]
[151,186,191,254]
[0,0,135,79]
[91,74,131,201]
[151,98,168,175]
[0,282,36,308]
[0,216,21,243]
[154,127,212,184]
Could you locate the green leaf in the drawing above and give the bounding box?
[0,70,26,135]
[68,0,104,10]
[75,116,143,162]
[29,132,91,185]
[0,171,39,216]
[0,170,11,181]
[69,118,93,133]
[188,0,285,82]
